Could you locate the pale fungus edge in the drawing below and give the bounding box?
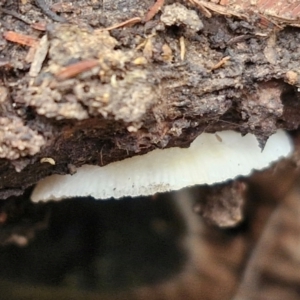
[31,130,293,202]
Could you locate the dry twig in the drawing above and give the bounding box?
[211,56,231,71]
[55,59,99,80]
[3,31,38,47]
[144,0,165,22]
[99,17,142,31]
[180,37,186,61]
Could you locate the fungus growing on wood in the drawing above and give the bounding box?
[31,130,293,202]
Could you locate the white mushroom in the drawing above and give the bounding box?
[31,130,293,202]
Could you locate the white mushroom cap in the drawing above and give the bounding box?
[31,130,293,202]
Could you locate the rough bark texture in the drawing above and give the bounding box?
[0,0,300,198]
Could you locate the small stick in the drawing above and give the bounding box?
[179,36,186,61]
[55,59,99,80]
[35,0,67,23]
[0,8,33,25]
[29,35,49,77]
[3,31,38,47]
[144,0,165,22]
[102,17,142,31]
[31,22,47,31]
[211,56,230,71]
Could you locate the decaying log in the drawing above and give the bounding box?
[0,0,299,198]
[0,1,300,299]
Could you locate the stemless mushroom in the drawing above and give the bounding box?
[31,130,293,202]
